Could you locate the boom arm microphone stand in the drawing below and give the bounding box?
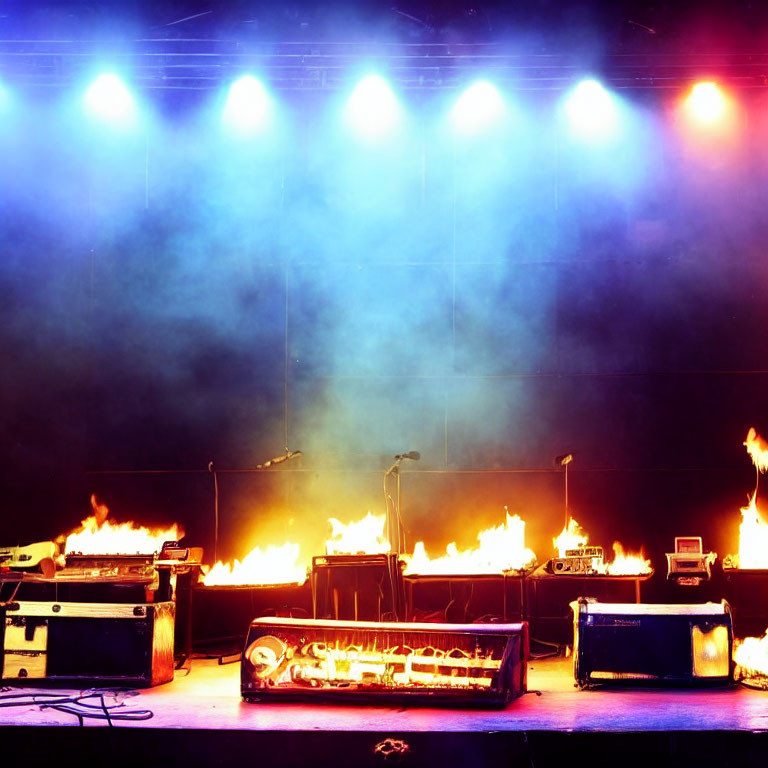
[209,449,303,568]
[383,451,420,554]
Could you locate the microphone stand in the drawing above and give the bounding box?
[209,449,302,569]
[384,452,418,555]
[384,458,404,555]
[208,461,219,564]
[555,453,574,532]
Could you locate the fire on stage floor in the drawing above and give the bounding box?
[1,656,767,768]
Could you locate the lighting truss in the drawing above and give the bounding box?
[2,40,768,92]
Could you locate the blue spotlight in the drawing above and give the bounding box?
[563,79,619,141]
[343,74,401,141]
[221,75,272,136]
[83,73,137,127]
[450,81,506,134]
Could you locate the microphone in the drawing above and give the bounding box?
[394,451,420,461]
[555,453,573,467]
[257,450,303,469]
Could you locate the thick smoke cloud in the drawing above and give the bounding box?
[1,63,767,565]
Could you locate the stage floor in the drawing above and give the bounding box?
[2,656,768,767]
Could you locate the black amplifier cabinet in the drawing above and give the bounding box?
[241,617,528,707]
[526,562,649,647]
[312,554,405,622]
[723,568,768,638]
[0,575,154,605]
[1,601,175,687]
[573,599,733,688]
[403,572,526,623]
[191,581,312,653]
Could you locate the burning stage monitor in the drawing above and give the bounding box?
[666,536,717,585]
[573,598,733,688]
[241,617,528,707]
[551,546,605,575]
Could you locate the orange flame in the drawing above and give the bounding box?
[745,427,768,474]
[553,518,588,557]
[325,512,390,555]
[605,541,652,576]
[403,512,537,575]
[553,518,651,575]
[203,543,308,586]
[737,492,768,569]
[735,629,768,679]
[64,495,183,555]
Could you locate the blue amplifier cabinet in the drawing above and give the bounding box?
[573,598,733,688]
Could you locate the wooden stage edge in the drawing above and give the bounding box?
[2,656,768,767]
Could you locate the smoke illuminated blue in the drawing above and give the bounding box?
[0,80,10,113]
[83,73,137,127]
[1,54,764,563]
[563,79,619,141]
[221,75,273,137]
[343,74,402,141]
[450,81,506,134]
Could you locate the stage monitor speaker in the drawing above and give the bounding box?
[572,598,733,688]
[241,617,528,707]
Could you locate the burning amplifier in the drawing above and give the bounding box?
[312,554,406,622]
[572,598,733,688]
[551,546,605,575]
[666,537,717,585]
[1,600,175,687]
[63,552,157,579]
[241,617,528,707]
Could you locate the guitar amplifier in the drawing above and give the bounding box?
[312,554,406,622]
[573,598,733,688]
[1,601,175,687]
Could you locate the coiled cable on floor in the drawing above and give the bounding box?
[0,687,153,726]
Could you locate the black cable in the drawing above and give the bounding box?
[0,688,153,725]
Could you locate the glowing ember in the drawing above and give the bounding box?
[737,492,768,569]
[735,629,768,679]
[403,512,537,575]
[745,427,768,474]
[553,518,588,557]
[326,512,390,556]
[64,495,183,555]
[203,543,308,586]
[604,541,652,576]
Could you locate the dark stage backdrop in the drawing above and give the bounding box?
[1,82,767,577]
